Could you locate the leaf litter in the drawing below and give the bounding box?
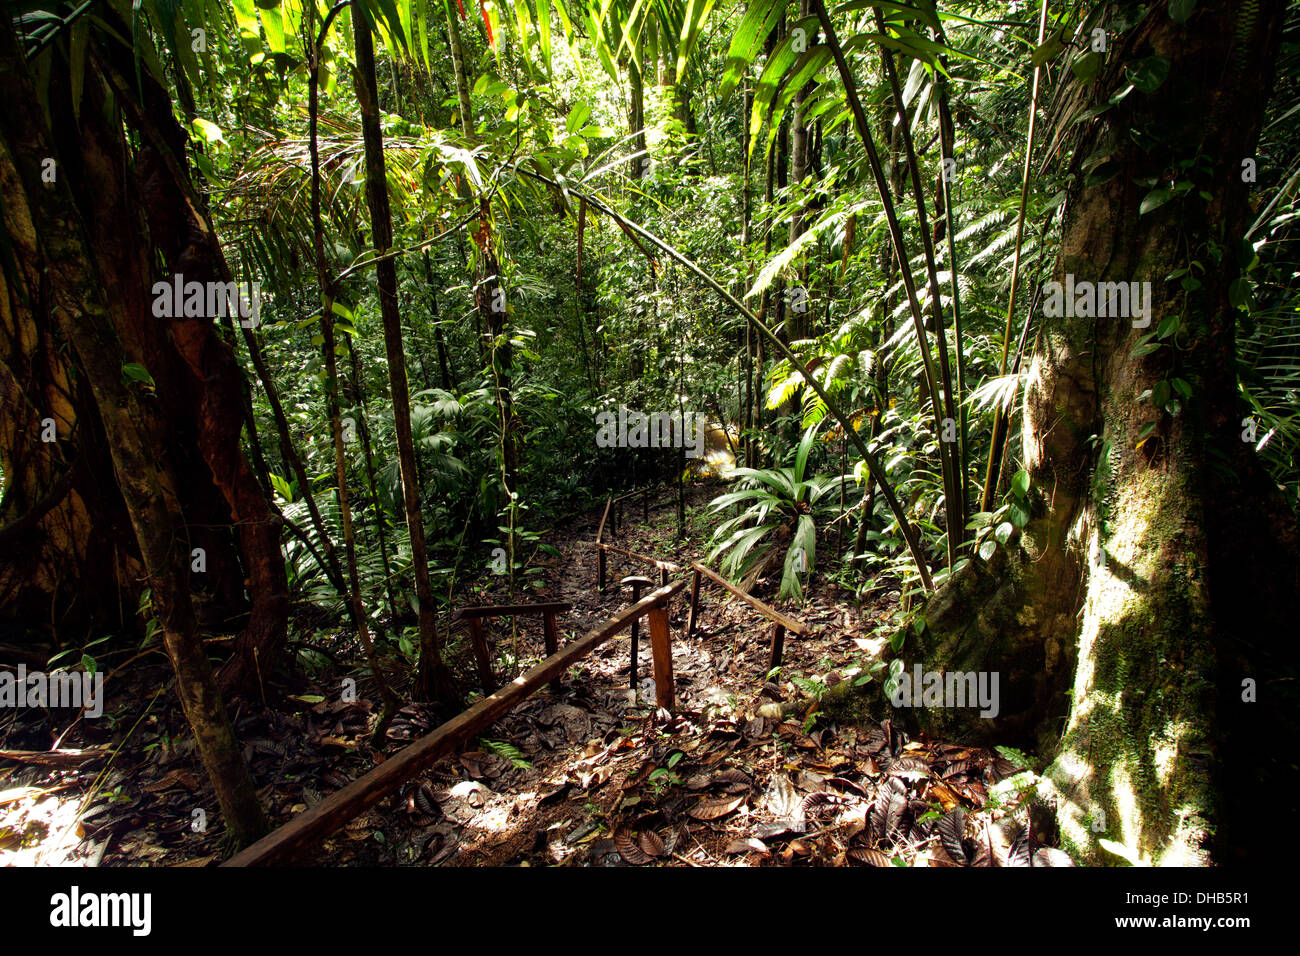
[0,486,1073,867]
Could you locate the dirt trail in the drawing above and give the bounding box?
[302,483,899,866]
[2,483,1066,867]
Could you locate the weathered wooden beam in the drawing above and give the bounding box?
[595,541,682,573]
[648,605,674,711]
[767,623,787,672]
[686,567,702,639]
[689,561,811,636]
[0,748,106,767]
[612,486,648,504]
[223,580,686,867]
[542,612,560,657]
[466,617,494,693]
[596,496,612,544]
[621,575,653,690]
[454,602,571,620]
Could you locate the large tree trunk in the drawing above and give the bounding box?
[0,6,287,693]
[628,58,648,179]
[844,1,1296,866]
[352,13,458,707]
[0,15,267,844]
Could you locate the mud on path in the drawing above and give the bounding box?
[1,483,1068,867]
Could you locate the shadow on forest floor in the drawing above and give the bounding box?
[0,484,1071,867]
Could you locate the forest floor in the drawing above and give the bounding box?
[0,482,1069,867]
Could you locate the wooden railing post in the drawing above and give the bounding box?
[224,581,684,867]
[658,567,669,588]
[621,576,651,691]
[687,561,809,671]
[467,618,494,693]
[542,612,560,656]
[543,611,561,692]
[686,567,701,639]
[647,603,674,712]
[767,623,786,672]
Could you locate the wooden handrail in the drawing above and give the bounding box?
[453,602,571,620]
[595,541,681,573]
[223,580,686,867]
[687,562,810,635]
[452,602,573,693]
[685,562,810,670]
[611,484,652,534]
[596,496,612,544]
[594,540,680,592]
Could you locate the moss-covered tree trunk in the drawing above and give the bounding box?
[851,0,1296,866]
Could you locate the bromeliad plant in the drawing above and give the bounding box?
[706,421,843,602]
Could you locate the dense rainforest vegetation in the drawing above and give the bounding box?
[0,0,1297,874]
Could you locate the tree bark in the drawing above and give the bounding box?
[352,13,458,707]
[0,18,266,844]
[838,1,1296,866]
[0,8,289,696]
[445,1,475,137]
[628,58,647,179]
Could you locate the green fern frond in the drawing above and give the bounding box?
[480,738,531,769]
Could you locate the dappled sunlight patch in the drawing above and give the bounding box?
[0,784,92,865]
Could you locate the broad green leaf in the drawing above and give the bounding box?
[1010,469,1030,499]
[1228,277,1252,310]
[755,38,830,161]
[780,514,816,600]
[1098,838,1145,866]
[1030,29,1065,66]
[122,362,155,386]
[749,21,807,159]
[831,0,940,32]
[719,0,788,104]
[1069,50,1102,82]
[538,0,552,76]
[261,2,285,54]
[191,117,226,144]
[795,420,821,484]
[1169,0,1196,24]
[676,0,719,77]
[1128,55,1170,93]
[1139,188,1174,215]
[566,102,591,135]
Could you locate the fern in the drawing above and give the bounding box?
[790,674,826,701]
[480,738,531,769]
